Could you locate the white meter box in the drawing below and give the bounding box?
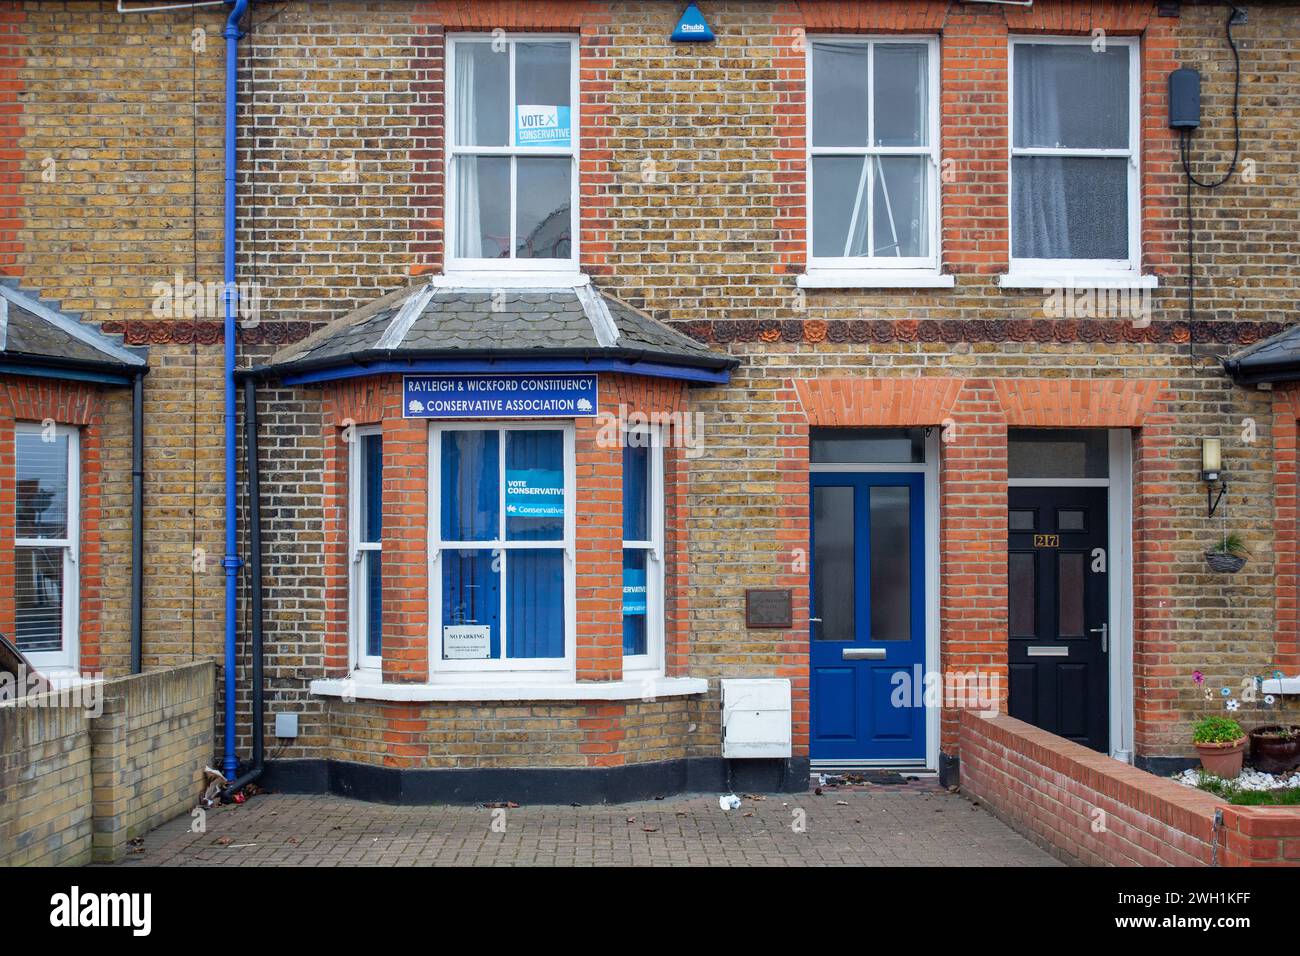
[721,678,792,759]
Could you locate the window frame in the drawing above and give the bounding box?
[14,422,79,675]
[428,420,577,679]
[1007,34,1142,279]
[621,424,665,677]
[444,32,582,276]
[348,426,383,673]
[805,34,942,275]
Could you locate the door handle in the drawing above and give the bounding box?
[842,648,886,660]
[1089,624,1108,653]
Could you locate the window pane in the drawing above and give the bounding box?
[361,550,382,658]
[874,43,928,147]
[869,485,910,642]
[1013,43,1129,150]
[1008,429,1108,479]
[15,546,64,653]
[811,41,868,147]
[1009,509,1036,532]
[623,442,650,541]
[453,155,510,259]
[810,427,924,464]
[873,156,927,257]
[1012,156,1128,260]
[1009,552,1036,637]
[442,549,500,660]
[1058,552,1085,638]
[452,41,509,147]
[812,485,854,642]
[812,156,870,258]
[515,158,572,259]
[17,432,69,540]
[359,433,382,543]
[1057,509,1085,532]
[507,548,565,658]
[506,429,564,541]
[515,42,572,148]
[622,549,647,656]
[441,430,499,541]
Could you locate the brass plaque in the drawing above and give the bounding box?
[1033,534,1060,548]
[745,589,793,629]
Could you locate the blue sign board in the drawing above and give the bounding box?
[623,567,647,616]
[516,105,571,147]
[671,2,714,42]
[506,468,565,518]
[403,374,598,419]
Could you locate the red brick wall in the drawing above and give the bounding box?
[961,708,1300,867]
[0,375,106,672]
[1272,388,1300,672]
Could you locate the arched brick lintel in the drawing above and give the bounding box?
[794,378,966,427]
[992,379,1169,428]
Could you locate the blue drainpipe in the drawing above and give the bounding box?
[222,0,250,779]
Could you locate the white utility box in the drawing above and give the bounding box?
[1261,677,1300,696]
[721,678,792,759]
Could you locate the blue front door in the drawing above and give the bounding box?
[810,472,926,763]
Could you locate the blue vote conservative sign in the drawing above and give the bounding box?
[403,373,599,419]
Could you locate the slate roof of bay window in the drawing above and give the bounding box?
[1223,323,1300,385]
[260,279,736,376]
[0,280,145,371]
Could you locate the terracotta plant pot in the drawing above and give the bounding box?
[1249,726,1300,774]
[1195,736,1248,779]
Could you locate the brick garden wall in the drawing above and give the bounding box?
[0,1,1296,771]
[960,708,1300,867]
[0,660,214,866]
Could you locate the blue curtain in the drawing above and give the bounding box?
[622,549,647,655]
[507,548,564,658]
[506,430,564,541]
[442,430,498,540]
[442,549,500,658]
[623,443,649,540]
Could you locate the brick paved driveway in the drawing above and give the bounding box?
[110,783,1059,866]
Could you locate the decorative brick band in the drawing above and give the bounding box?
[678,318,1280,347]
[100,320,314,347]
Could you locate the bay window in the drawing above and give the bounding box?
[622,427,664,673]
[430,423,575,674]
[1008,37,1140,277]
[447,34,579,272]
[15,423,79,673]
[806,37,940,278]
[349,428,383,671]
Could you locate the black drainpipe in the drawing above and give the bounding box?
[221,374,265,800]
[130,369,145,674]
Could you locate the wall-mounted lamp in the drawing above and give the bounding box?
[1202,438,1226,517]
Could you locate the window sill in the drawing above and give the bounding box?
[796,270,955,290]
[997,272,1159,291]
[310,675,708,703]
[432,271,586,289]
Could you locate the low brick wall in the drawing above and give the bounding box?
[959,710,1300,867]
[0,661,214,865]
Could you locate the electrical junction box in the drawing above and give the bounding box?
[1168,68,1201,129]
[274,712,299,739]
[721,679,791,759]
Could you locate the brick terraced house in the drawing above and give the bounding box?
[1,0,1299,804]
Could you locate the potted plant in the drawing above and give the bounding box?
[1193,715,1247,778]
[1204,531,1249,574]
[1249,724,1300,774]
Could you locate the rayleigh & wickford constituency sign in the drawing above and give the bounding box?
[403,373,599,419]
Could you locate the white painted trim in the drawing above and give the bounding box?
[348,426,383,673]
[445,34,580,273]
[1006,35,1141,275]
[811,461,926,474]
[1108,428,1135,763]
[997,272,1159,290]
[796,270,954,290]
[311,675,708,703]
[428,421,577,677]
[1009,477,1110,487]
[14,423,79,674]
[805,35,941,272]
[427,272,587,289]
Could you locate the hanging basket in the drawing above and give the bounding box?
[1204,550,1247,574]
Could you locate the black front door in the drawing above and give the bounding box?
[1007,487,1109,753]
